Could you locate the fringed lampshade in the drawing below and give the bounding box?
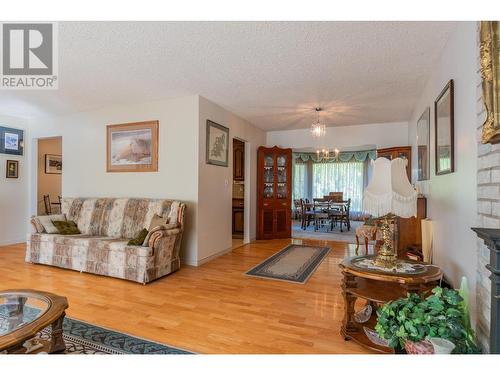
[363,157,417,218]
[363,157,417,268]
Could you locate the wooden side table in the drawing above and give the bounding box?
[0,289,68,354]
[339,256,442,353]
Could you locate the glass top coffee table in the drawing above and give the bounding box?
[0,290,68,354]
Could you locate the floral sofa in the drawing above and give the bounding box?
[25,198,186,284]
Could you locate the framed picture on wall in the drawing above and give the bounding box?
[0,126,24,156]
[6,160,18,179]
[45,154,62,174]
[106,120,159,172]
[434,80,455,175]
[206,120,229,167]
[417,107,430,181]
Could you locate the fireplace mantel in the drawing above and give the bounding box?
[472,227,500,354]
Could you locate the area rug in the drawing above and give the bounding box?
[1,306,192,354]
[246,244,330,283]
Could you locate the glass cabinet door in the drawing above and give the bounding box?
[263,154,274,198]
[276,154,288,199]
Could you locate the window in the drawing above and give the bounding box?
[293,163,307,201]
[311,161,364,212]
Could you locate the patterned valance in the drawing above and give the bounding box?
[294,150,376,163]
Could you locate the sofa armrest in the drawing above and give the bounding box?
[147,227,180,247]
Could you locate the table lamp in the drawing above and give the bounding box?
[363,157,417,269]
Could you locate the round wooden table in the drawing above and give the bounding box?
[0,289,68,354]
[339,256,443,353]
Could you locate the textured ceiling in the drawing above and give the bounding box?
[0,21,458,130]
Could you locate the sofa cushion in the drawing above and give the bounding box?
[31,233,154,257]
[52,220,81,235]
[148,214,168,231]
[127,228,148,246]
[35,214,66,234]
[62,198,180,239]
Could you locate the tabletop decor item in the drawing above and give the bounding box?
[375,286,481,354]
[0,126,24,156]
[350,255,426,275]
[5,160,18,179]
[362,157,417,269]
[106,120,159,173]
[206,120,229,167]
[434,80,455,175]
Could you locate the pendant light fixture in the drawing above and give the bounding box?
[310,107,326,138]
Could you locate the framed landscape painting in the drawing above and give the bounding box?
[45,154,62,174]
[6,160,18,178]
[206,120,229,167]
[0,126,24,156]
[106,120,159,172]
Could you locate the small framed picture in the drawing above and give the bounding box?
[435,80,454,175]
[6,160,18,179]
[0,126,24,156]
[206,120,229,167]
[106,120,159,173]
[45,154,62,174]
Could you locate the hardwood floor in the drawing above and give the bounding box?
[0,239,372,354]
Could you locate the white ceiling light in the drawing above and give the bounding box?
[311,107,326,138]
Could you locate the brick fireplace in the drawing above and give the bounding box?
[474,22,500,353]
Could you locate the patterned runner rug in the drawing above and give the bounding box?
[246,244,330,284]
[38,316,193,354]
[1,306,192,354]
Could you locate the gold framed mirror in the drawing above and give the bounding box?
[480,21,500,144]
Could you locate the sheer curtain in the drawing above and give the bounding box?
[293,163,307,201]
[311,161,364,212]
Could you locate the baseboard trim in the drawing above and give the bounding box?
[196,247,233,266]
[0,239,26,247]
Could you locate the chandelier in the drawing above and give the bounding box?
[310,107,326,138]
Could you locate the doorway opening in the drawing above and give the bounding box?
[37,137,62,215]
[232,138,245,248]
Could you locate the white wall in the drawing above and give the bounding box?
[197,96,266,264]
[0,115,29,246]
[28,96,200,264]
[266,121,409,150]
[408,22,478,318]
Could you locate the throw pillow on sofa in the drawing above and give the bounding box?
[148,214,168,231]
[34,214,66,234]
[52,220,81,235]
[128,228,149,246]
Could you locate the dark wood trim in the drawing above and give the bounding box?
[434,79,455,176]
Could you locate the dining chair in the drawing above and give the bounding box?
[293,199,303,220]
[330,199,351,232]
[301,200,316,230]
[43,194,52,215]
[329,192,344,202]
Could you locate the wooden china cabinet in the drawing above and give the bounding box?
[377,146,412,181]
[257,146,292,240]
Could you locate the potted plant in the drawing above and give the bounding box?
[375,286,480,354]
